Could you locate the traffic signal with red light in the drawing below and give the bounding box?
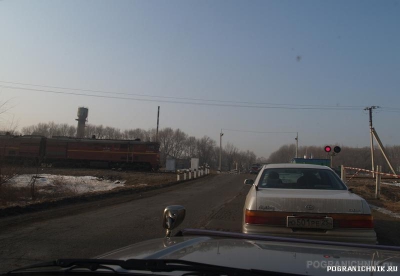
[324,145,341,155]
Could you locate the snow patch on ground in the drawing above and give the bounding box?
[7,174,126,194]
[370,204,400,219]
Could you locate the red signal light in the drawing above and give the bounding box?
[324,146,332,153]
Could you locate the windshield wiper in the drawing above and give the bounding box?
[6,258,288,276]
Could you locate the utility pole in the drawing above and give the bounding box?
[219,130,224,173]
[295,132,298,158]
[364,106,397,177]
[372,128,397,176]
[364,106,378,177]
[156,106,160,142]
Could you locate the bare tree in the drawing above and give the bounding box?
[169,129,187,159]
[0,114,19,135]
[102,126,121,139]
[85,124,109,139]
[183,136,197,158]
[238,150,257,171]
[146,128,157,142]
[267,144,296,163]
[158,127,174,165]
[67,125,77,137]
[196,136,216,166]
[21,125,35,135]
[123,128,146,140]
[225,143,238,171]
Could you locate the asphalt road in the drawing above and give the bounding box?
[0,173,250,272]
[1,173,400,272]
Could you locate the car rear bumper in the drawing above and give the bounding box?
[242,224,377,244]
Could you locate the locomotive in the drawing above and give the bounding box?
[0,134,160,170]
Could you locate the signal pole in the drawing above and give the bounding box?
[364,106,378,177]
[156,106,160,142]
[219,130,224,173]
[295,132,298,158]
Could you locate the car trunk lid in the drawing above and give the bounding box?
[256,189,364,214]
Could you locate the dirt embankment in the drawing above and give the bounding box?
[346,176,400,246]
[346,177,400,213]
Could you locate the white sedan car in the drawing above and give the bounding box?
[243,163,377,244]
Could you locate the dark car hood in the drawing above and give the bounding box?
[96,230,400,275]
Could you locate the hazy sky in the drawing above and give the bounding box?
[0,0,399,158]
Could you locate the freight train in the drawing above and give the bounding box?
[0,134,160,170]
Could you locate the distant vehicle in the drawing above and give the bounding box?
[243,163,377,244]
[249,163,262,174]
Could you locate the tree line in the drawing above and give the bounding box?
[5,122,399,172]
[13,122,259,170]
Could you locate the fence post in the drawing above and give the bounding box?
[188,170,191,180]
[194,169,197,178]
[341,165,346,182]
[177,172,180,181]
[184,172,187,180]
[375,165,381,199]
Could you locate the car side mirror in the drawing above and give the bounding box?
[163,205,186,237]
[244,179,254,185]
[348,188,354,193]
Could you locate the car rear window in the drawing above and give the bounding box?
[258,168,347,190]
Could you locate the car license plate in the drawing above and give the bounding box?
[286,216,333,229]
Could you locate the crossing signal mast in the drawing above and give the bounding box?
[324,145,341,167]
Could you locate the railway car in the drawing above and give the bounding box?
[0,135,160,170]
[0,134,44,164]
[45,137,160,170]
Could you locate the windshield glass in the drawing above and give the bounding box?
[259,168,347,190]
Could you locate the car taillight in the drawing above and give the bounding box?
[245,210,286,226]
[245,211,375,229]
[335,214,374,229]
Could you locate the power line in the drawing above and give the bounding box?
[223,129,297,134]
[0,85,360,111]
[1,82,398,112]
[0,80,366,110]
[0,80,365,108]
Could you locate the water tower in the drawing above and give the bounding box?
[76,107,88,138]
